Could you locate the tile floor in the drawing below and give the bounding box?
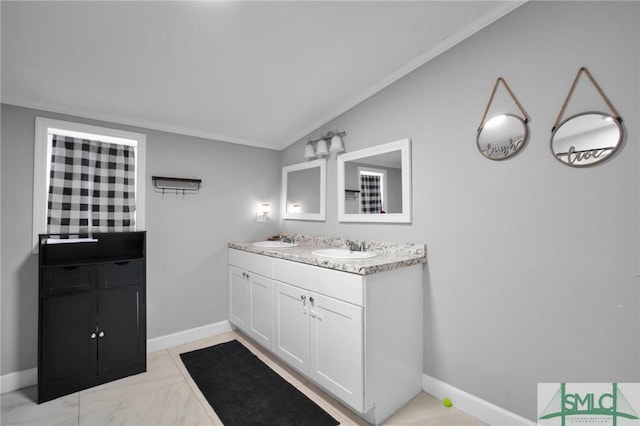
[1,331,486,425]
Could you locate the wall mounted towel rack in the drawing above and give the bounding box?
[152,176,202,195]
[345,189,360,200]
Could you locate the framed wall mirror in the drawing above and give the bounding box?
[550,67,624,167]
[338,139,411,223]
[281,159,326,221]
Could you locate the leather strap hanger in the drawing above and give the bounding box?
[478,77,530,132]
[552,66,621,132]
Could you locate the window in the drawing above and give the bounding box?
[33,117,146,252]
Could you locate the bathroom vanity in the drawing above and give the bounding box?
[228,235,426,425]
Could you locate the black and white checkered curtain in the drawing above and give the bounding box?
[47,134,136,236]
[360,174,382,214]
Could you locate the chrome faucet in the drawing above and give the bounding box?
[347,240,366,252]
[282,235,294,243]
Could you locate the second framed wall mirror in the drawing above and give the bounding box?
[337,139,411,223]
[550,67,624,167]
[281,159,326,221]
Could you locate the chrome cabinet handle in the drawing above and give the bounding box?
[309,296,314,304]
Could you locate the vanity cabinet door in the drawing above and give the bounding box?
[228,266,250,332]
[249,273,273,350]
[309,292,364,411]
[275,281,310,375]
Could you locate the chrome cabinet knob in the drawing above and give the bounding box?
[90,332,97,339]
[98,331,105,338]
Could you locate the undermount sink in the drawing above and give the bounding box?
[312,248,378,259]
[253,241,299,248]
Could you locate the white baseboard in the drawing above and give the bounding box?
[1,320,232,395]
[422,374,537,426]
[146,320,232,353]
[0,368,37,395]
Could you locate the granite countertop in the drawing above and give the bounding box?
[228,234,427,275]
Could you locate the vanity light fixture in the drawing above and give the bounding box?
[329,132,345,153]
[303,131,346,159]
[256,203,270,222]
[316,138,329,156]
[304,142,316,159]
[291,204,302,214]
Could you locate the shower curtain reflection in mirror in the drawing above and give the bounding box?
[359,169,385,214]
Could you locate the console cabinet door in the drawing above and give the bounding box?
[275,281,309,375]
[98,285,146,377]
[228,266,250,332]
[309,292,364,411]
[249,273,273,350]
[40,292,98,397]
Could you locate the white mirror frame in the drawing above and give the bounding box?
[281,159,327,221]
[338,138,411,223]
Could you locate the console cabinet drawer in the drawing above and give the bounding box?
[42,266,96,296]
[98,260,144,289]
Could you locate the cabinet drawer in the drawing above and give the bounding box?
[42,266,96,296]
[98,260,144,289]
[228,249,274,278]
[274,259,363,306]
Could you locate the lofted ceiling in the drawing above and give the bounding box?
[1,1,524,151]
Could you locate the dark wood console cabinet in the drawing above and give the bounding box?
[38,232,146,403]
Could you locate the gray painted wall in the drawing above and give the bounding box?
[1,1,638,423]
[281,1,639,421]
[1,104,280,375]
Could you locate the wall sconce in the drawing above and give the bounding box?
[291,204,301,214]
[256,203,270,222]
[304,131,346,159]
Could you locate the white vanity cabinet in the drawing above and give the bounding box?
[274,281,309,371]
[309,292,364,408]
[227,249,275,350]
[275,281,364,410]
[227,247,423,425]
[227,265,250,330]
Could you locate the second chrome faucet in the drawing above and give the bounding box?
[347,240,366,252]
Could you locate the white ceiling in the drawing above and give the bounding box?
[1,1,524,151]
